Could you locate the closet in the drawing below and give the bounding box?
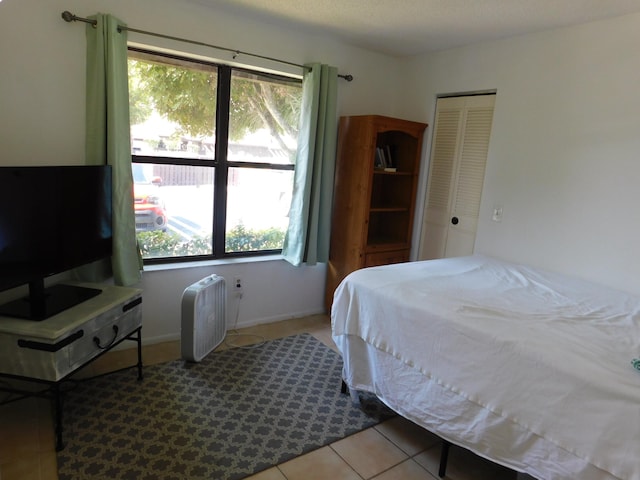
[419,94,495,259]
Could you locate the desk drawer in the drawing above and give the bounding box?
[67,297,142,372]
[365,249,409,267]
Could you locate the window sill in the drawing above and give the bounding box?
[142,254,286,273]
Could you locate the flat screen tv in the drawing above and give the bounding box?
[0,165,113,321]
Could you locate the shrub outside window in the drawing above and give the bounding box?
[127,49,302,263]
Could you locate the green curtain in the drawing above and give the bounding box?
[282,63,338,267]
[84,14,142,286]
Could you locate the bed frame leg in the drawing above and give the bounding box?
[439,440,451,477]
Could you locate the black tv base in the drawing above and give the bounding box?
[0,283,102,321]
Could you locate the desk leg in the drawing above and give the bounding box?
[135,328,143,381]
[53,383,64,452]
[439,440,451,477]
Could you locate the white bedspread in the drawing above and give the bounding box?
[331,255,640,480]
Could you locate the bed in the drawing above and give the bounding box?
[331,255,640,480]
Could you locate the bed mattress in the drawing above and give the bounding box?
[331,255,640,480]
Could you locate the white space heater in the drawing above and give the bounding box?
[181,274,227,362]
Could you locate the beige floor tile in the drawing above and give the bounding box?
[39,451,59,480]
[375,417,440,456]
[372,458,437,480]
[278,446,361,480]
[0,454,42,480]
[140,340,181,366]
[244,466,287,480]
[243,314,327,338]
[222,315,330,350]
[331,427,408,479]
[414,444,516,480]
[0,397,41,462]
[309,326,337,352]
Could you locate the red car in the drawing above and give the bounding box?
[132,165,168,232]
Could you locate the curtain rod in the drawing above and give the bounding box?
[61,11,353,82]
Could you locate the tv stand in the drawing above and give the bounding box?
[0,284,143,451]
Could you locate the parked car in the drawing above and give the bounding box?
[132,164,168,232]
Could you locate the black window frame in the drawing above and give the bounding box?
[129,48,300,265]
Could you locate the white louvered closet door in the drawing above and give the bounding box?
[420,94,495,260]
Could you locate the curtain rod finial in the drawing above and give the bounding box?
[61,11,75,22]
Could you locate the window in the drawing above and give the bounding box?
[127,49,302,263]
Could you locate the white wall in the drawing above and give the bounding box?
[0,0,405,343]
[403,12,640,295]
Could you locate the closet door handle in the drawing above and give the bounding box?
[451,217,459,225]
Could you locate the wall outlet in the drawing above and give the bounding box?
[233,277,243,297]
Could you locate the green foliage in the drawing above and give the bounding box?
[229,77,302,153]
[225,224,285,252]
[137,224,285,259]
[127,55,302,155]
[137,230,195,259]
[129,59,217,138]
[128,74,153,125]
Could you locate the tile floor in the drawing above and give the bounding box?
[0,314,517,480]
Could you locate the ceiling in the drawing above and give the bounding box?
[189,0,640,56]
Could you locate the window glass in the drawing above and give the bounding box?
[228,70,300,166]
[129,51,217,160]
[127,50,302,262]
[225,167,294,253]
[133,163,214,259]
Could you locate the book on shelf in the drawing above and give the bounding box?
[375,147,385,168]
[384,145,394,168]
[375,145,397,170]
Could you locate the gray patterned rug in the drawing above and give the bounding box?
[57,333,394,479]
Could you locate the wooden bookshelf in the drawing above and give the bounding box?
[325,115,427,311]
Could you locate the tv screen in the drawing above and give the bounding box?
[0,165,113,320]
